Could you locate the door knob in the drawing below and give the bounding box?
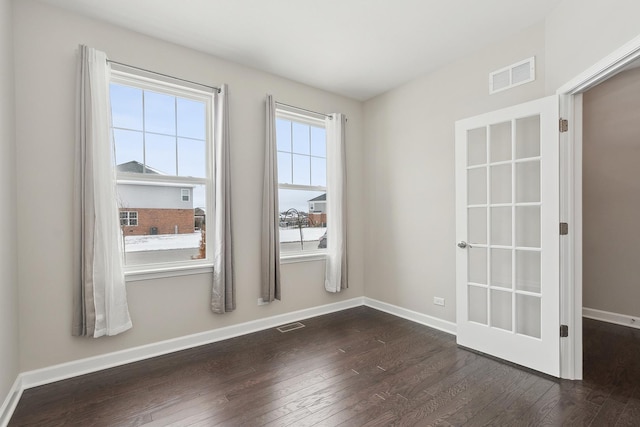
[457,241,469,249]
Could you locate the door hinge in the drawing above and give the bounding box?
[560,324,569,337]
[559,222,569,235]
[559,118,568,133]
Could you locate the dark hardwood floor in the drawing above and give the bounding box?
[9,307,640,426]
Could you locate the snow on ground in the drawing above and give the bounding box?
[125,232,201,252]
[280,227,326,243]
[124,227,326,252]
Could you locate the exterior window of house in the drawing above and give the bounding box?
[120,211,138,226]
[276,109,327,256]
[110,70,212,271]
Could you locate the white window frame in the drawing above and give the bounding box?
[276,107,328,262]
[110,70,214,278]
[120,210,138,227]
[181,188,190,202]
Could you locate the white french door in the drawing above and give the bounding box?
[455,96,560,377]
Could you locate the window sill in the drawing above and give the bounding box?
[280,253,327,264]
[125,264,214,282]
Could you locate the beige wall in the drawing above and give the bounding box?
[6,0,640,386]
[545,0,640,92]
[13,0,364,371]
[363,24,548,322]
[0,0,19,404]
[582,66,640,317]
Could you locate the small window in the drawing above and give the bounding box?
[120,211,138,226]
[276,109,327,256]
[110,70,213,270]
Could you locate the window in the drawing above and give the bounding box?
[276,109,327,256]
[110,70,213,270]
[119,211,138,226]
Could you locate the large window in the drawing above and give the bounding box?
[110,71,213,270]
[276,109,327,255]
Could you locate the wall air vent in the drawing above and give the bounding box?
[489,57,535,94]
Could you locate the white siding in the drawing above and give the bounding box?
[117,184,194,210]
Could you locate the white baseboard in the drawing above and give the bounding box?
[0,376,23,427]
[364,297,457,335]
[19,297,365,390]
[3,295,457,424]
[583,307,640,330]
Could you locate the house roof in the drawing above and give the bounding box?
[309,194,326,202]
[116,161,163,174]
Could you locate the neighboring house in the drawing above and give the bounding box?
[308,193,326,227]
[194,207,206,231]
[116,161,197,236]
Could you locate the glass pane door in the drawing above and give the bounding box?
[466,116,542,337]
[455,95,559,377]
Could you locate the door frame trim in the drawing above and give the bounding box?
[557,33,640,380]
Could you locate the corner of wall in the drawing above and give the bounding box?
[0,0,20,423]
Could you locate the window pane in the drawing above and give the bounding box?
[277,152,292,184]
[310,126,326,157]
[292,154,310,185]
[110,84,143,131]
[467,168,487,205]
[177,98,205,139]
[278,189,326,255]
[177,138,206,178]
[468,207,487,245]
[119,183,207,266]
[113,129,143,169]
[467,127,487,166]
[516,294,541,338]
[311,157,326,187]
[145,133,176,175]
[490,164,511,204]
[490,121,512,163]
[292,122,310,155]
[468,246,487,284]
[468,285,488,325]
[144,91,176,135]
[491,289,512,331]
[276,119,292,152]
[516,115,540,159]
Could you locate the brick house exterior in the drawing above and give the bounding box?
[117,161,200,236]
[308,193,327,227]
[120,208,195,236]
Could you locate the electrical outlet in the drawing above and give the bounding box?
[257,298,269,306]
[433,297,445,306]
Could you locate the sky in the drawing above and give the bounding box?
[276,118,327,213]
[110,84,328,216]
[110,83,207,208]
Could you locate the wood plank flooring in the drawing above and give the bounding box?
[8,307,640,426]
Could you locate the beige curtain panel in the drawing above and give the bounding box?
[73,45,132,337]
[260,94,281,302]
[211,84,236,313]
[325,113,348,292]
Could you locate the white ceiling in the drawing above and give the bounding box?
[38,0,563,100]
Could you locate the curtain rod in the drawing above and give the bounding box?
[275,101,332,119]
[106,60,220,93]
